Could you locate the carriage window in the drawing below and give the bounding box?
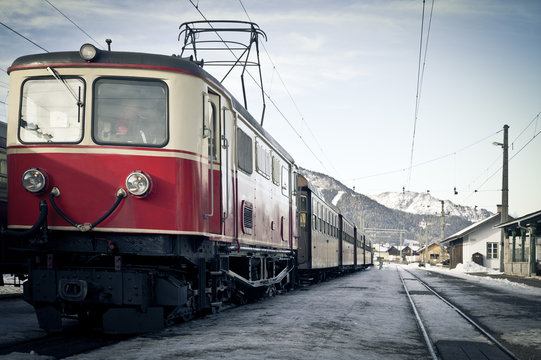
[19,78,84,143]
[300,195,307,212]
[93,78,167,147]
[312,199,317,231]
[237,128,253,174]
[272,156,280,186]
[208,103,217,160]
[256,139,271,178]
[281,165,289,197]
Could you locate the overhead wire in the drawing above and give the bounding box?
[459,112,541,203]
[407,0,434,190]
[511,111,540,146]
[42,0,103,49]
[349,129,502,181]
[0,21,49,52]
[237,0,340,176]
[188,0,332,174]
[509,127,541,162]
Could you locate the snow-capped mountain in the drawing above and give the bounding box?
[368,192,493,223]
[299,168,485,245]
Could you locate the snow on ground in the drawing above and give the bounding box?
[451,261,501,274]
[1,275,24,296]
[331,191,344,206]
[411,261,541,297]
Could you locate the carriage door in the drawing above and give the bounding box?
[220,106,235,237]
[205,92,221,234]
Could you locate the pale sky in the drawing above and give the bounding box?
[1,0,540,217]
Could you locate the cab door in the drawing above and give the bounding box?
[220,105,236,238]
[204,92,221,234]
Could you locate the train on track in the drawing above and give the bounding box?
[1,21,372,333]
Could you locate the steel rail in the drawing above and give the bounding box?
[397,268,439,360]
[403,268,520,360]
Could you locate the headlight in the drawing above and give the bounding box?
[79,43,97,61]
[22,168,48,193]
[126,171,152,197]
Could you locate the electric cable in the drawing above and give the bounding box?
[237,0,339,176]
[460,114,541,203]
[0,21,48,52]
[188,0,332,174]
[511,111,540,145]
[349,129,501,181]
[407,0,434,190]
[42,0,103,48]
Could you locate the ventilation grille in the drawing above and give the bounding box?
[242,201,253,234]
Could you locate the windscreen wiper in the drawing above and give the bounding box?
[47,66,83,122]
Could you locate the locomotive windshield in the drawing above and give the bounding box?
[93,78,168,147]
[19,78,84,143]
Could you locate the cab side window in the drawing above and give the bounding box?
[237,128,253,174]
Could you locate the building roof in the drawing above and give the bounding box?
[416,242,443,253]
[373,244,390,252]
[442,213,502,244]
[495,209,541,229]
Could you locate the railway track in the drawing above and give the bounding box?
[398,267,520,360]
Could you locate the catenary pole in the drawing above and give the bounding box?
[440,200,445,264]
[500,125,509,272]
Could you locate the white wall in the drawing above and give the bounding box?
[463,223,501,270]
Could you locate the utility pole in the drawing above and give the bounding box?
[440,200,445,264]
[494,125,509,272]
[501,125,509,272]
[423,219,428,266]
[493,125,509,272]
[400,231,402,264]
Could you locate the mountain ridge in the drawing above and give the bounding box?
[299,168,485,246]
[368,191,494,223]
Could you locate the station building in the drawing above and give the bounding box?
[496,209,541,277]
[441,213,504,270]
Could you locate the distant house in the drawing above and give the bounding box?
[373,244,390,261]
[387,246,415,262]
[441,213,505,270]
[496,209,541,277]
[417,243,448,265]
[388,246,400,256]
[398,246,414,257]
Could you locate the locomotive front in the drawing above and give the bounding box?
[6,45,227,332]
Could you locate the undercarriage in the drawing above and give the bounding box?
[23,232,295,333]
